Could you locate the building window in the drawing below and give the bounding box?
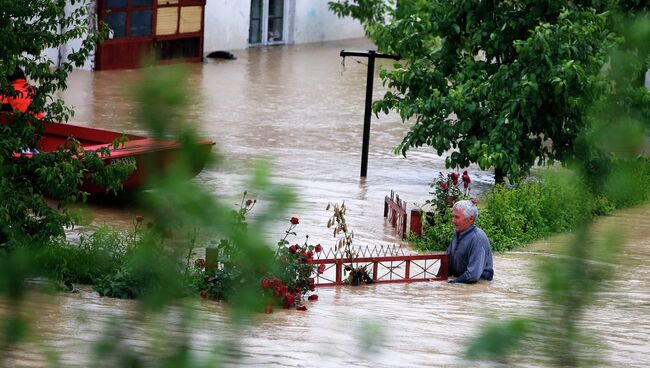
[97,0,206,70]
[249,0,285,46]
[155,0,204,36]
[103,0,154,39]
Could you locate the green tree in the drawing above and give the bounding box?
[330,0,650,183]
[0,0,131,246]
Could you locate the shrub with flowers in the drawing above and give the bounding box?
[424,171,472,222]
[263,216,322,311]
[196,197,320,312]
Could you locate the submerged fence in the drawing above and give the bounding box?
[312,244,448,286]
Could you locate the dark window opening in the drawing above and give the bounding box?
[130,10,152,36]
[249,0,263,44]
[268,0,284,42]
[105,11,127,38]
[154,37,201,60]
[106,0,127,8]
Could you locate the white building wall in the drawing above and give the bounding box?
[62,2,96,70]
[203,0,364,52]
[51,0,366,67]
[203,0,251,52]
[37,1,95,71]
[292,0,364,44]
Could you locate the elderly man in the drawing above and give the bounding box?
[445,200,494,283]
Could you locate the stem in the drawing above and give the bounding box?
[185,227,198,271]
[276,223,296,256]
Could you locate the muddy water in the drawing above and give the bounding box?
[59,38,496,241]
[3,39,650,367]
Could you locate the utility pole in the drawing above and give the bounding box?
[340,49,400,178]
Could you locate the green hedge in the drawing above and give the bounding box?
[413,159,650,252]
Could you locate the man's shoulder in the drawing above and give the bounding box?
[472,226,490,241]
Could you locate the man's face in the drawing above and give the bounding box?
[452,208,474,233]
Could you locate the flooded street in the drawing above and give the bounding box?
[59,38,496,241]
[3,38,650,367]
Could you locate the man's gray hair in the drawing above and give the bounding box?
[453,200,478,219]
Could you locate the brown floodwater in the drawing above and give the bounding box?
[3,38,650,367]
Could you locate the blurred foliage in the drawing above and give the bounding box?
[463,15,650,368]
[32,226,132,287]
[196,196,319,311]
[99,64,297,318]
[330,0,650,183]
[1,60,296,365]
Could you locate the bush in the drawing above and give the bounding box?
[412,218,454,252]
[413,168,628,252]
[32,226,131,286]
[93,244,190,300]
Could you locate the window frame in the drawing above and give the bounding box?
[155,0,206,40]
[248,0,288,47]
[100,0,155,41]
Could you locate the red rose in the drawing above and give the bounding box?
[261,279,270,289]
[283,294,295,309]
[264,304,273,314]
[290,217,300,225]
[199,290,208,299]
[194,258,206,268]
[308,294,318,301]
[314,244,322,253]
[289,245,298,253]
[280,285,289,296]
[305,250,314,263]
[317,264,326,274]
[296,305,307,311]
[440,181,449,192]
[462,171,471,189]
[449,173,460,186]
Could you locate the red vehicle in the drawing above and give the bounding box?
[5,119,214,195]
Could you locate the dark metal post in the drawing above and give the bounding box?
[360,50,376,177]
[340,49,400,178]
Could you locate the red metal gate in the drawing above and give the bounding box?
[312,245,448,286]
[384,190,407,239]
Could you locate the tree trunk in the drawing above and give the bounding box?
[494,167,505,185]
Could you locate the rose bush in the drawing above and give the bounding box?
[197,211,320,312]
[418,171,473,228]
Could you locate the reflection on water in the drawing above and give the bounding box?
[3,39,649,367]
